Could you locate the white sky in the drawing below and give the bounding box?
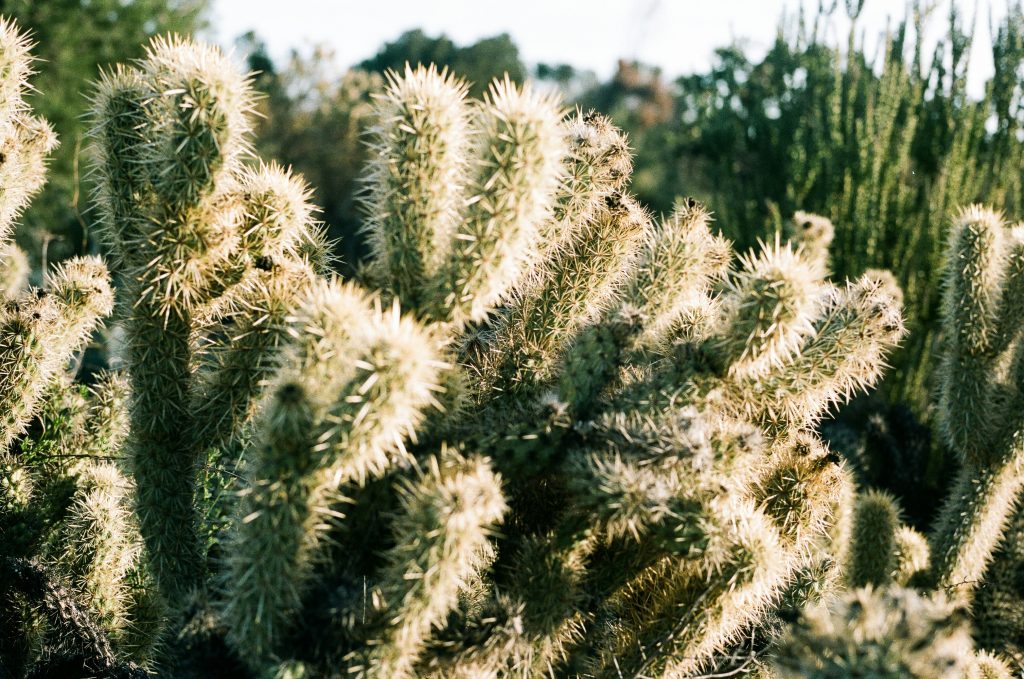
[210,0,1008,96]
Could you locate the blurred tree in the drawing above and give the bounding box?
[0,0,208,266]
[534,62,599,108]
[586,59,674,131]
[240,34,381,275]
[358,29,526,98]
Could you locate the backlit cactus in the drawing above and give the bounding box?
[846,489,900,588]
[0,17,145,678]
[5,18,1024,679]
[929,206,1024,597]
[772,586,975,678]
[769,204,1024,676]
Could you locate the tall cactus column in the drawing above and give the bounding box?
[929,206,1024,596]
[90,38,255,600]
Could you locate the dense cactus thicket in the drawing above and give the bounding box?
[1,15,1024,679]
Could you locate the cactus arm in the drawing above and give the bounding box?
[221,380,320,665]
[929,436,1024,595]
[0,257,113,454]
[492,193,650,391]
[938,206,1007,462]
[430,78,565,328]
[723,270,905,437]
[711,238,823,379]
[360,450,505,678]
[846,489,901,588]
[48,462,142,643]
[223,280,443,667]
[539,110,632,255]
[362,65,470,314]
[89,37,255,600]
[626,200,731,350]
[929,206,1024,598]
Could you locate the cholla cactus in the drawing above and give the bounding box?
[768,204,1024,677]
[310,64,901,679]
[846,489,901,588]
[928,206,1024,596]
[89,37,328,601]
[772,586,975,678]
[222,281,446,663]
[0,16,154,678]
[89,36,257,599]
[3,29,929,679]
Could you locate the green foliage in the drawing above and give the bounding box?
[595,4,1024,419]
[358,29,526,98]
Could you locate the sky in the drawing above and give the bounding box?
[210,0,1009,96]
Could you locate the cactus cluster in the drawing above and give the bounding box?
[0,17,145,679]
[766,205,1024,678]
[1,15,1024,679]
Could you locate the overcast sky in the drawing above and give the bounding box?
[211,0,1008,96]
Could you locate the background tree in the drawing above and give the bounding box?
[241,34,380,274]
[358,29,526,98]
